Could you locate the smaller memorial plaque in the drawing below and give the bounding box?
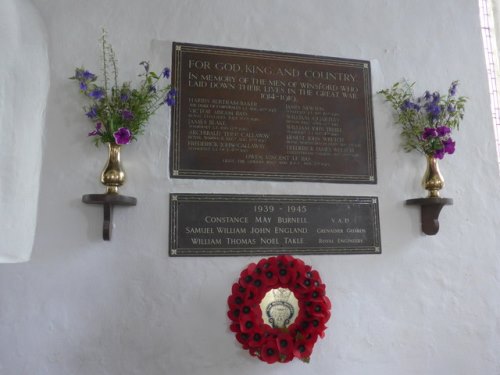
[169,194,381,256]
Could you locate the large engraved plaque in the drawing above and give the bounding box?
[171,43,376,183]
[169,194,381,256]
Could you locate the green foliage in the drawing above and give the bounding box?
[378,80,467,157]
[70,30,175,146]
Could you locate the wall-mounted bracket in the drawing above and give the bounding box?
[405,197,453,235]
[82,194,137,240]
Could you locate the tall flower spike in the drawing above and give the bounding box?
[89,88,105,100]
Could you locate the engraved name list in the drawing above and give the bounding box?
[171,43,376,183]
[170,194,381,256]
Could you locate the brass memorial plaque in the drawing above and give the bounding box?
[169,194,381,256]
[171,43,376,183]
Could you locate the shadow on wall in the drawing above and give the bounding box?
[0,0,49,262]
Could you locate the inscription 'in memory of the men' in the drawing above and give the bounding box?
[169,194,381,256]
[171,43,376,183]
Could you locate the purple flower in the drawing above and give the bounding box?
[89,88,105,100]
[82,70,97,81]
[425,102,441,118]
[432,92,440,103]
[86,106,98,119]
[79,81,88,91]
[447,104,456,113]
[436,126,451,136]
[449,81,458,96]
[422,127,438,140]
[165,88,177,106]
[113,127,132,145]
[401,100,420,111]
[75,69,97,82]
[121,109,134,120]
[88,122,103,137]
[434,148,445,159]
[162,67,171,79]
[120,93,129,102]
[424,91,432,100]
[443,138,456,154]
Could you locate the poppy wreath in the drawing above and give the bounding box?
[227,255,331,364]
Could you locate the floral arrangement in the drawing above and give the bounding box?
[70,32,176,145]
[379,80,466,159]
[227,255,331,364]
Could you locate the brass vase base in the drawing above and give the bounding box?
[82,194,137,240]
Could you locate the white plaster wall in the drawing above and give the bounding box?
[0,0,48,262]
[1,0,500,374]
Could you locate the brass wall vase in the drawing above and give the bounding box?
[82,142,136,241]
[422,155,444,198]
[406,154,452,235]
[101,142,126,194]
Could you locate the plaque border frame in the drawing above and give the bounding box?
[169,193,381,256]
[170,42,377,184]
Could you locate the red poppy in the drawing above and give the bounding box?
[230,322,241,333]
[244,283,263,303]
[240,311,261,333]
[301,318,327,338]
[301,285,326,301]
[227,293,245,310]
[258,256,277,270]
[305,301,330,320]
[251,276,265,290]
[238,303,255,318]
[260,260,279,286]
[276,333,294,363]
[296,269,321,290]
[289,257,306,276]
[248,330,266,348]
[236,332,250,349]
[227,308,241,322]
[277,265,292,284]
[293,338,314,361]
[239,263,257,287]
[260,339,281,364]
[231,282,246,295]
